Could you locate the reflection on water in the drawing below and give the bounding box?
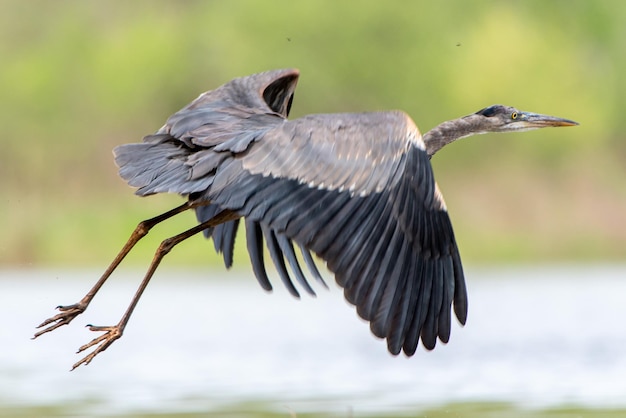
[1,266,625,415]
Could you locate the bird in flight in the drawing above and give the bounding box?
[34,69,578,370]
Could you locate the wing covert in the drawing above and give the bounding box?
[241,111,421,197]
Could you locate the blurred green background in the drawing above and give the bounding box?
[1,0,624,268]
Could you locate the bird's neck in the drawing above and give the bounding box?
[423,116,484,157]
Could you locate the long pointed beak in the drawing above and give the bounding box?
[520,112,579,128]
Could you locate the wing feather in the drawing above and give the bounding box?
[361,219,404,325]
[261,224,300,298]
[298,243,327,288]
[195,203,240,268]
[386,247,418,354]
[245,219,272,291]
[275,233,316,297]
[403,259,433,355]
[421,260,443,350]
[281,189,339,243]
[341,194,394,301]
[286,191,352,253]
[371,224,409,339]
[437,256,454,343]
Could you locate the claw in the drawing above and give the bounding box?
[33,303,88,339]
[71,324,123,370]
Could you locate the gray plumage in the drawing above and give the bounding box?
[34,69,577,370]
[113,69,452,354]
[112,68,578,356]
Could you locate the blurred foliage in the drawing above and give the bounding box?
[2,401,626,418]
[0,0,624,267]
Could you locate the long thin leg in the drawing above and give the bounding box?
[34,201,198,339]
[71,208,240,370]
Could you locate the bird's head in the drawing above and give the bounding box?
[469,104,579,134]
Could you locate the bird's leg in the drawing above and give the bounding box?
[71,209,240,370]
[34,201,197,339]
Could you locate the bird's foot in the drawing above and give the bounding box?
[33,302,88,339]
[72,324,123,370]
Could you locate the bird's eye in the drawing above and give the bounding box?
[511,112,518,120]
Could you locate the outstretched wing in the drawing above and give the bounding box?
[114,69,468,355]
[205,112,467,354]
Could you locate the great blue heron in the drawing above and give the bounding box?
[34,69,578,370]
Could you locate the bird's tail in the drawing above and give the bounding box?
[113,134,214,196]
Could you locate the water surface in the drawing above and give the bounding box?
[1,266,625,416]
